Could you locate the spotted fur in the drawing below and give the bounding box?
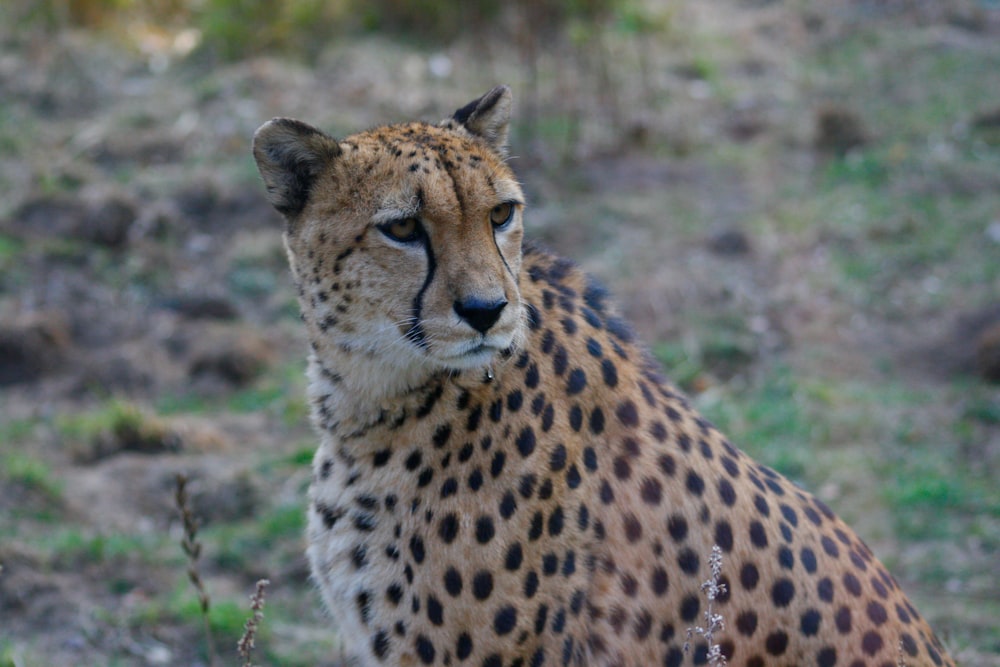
[252,86,954,667]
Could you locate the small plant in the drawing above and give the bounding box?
[174,473,217,666]
[684,544,728,666]
[237,579,271,667]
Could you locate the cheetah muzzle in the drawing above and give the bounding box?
[252,86,955,667]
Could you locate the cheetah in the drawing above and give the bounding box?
[252,86,955,667]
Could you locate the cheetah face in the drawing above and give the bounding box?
[253,87,526,375]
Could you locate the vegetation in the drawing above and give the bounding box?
[0,0,997,664]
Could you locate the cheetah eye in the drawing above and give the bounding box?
[490,202,514,228]
[379,217,424,243]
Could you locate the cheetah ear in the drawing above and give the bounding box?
[447,85,512,156]
[252,118,342,220]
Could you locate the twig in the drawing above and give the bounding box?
[237,579,271,667]
[684,544,728,666]
[174,473,217,666]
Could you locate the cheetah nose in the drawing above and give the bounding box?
[454,297,507,334]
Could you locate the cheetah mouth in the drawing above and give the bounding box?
[436,340,505,370]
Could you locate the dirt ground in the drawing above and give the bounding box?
[1,1,998,665]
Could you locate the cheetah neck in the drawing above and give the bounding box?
[304,344,448,436]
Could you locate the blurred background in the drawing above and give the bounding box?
[0,0,998,665]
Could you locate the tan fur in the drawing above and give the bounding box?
[253,87,954,667]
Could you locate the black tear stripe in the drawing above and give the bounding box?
[407,237,436,348]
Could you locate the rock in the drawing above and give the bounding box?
[976,322,1000,383]
[4,191,136,249]
[188,328,274,386]
[814,104,868,156]
[707,227,751,256]
[0,312,72,385]
[161,294,240,321]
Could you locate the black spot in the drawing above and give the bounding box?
[678,547,699,575]
[843,572,862,597]
[548,506,565,536]
[566,368,587,395]
[753,494,770,517]
[490,450,506,477]
[867,601,888,626]
[404,450,422,471]
[771,578,795,607]
[386,583,403,605]
[476,516,496,544]
[801,609,821,636]
[549,444,567,472]
[444,568,462,597]
[372,449,391,467]
[685,470,705,496]
[316,503,343,529]
[524,570,540,598]
[640,477,662,505]
[659,453,676,477]
[353,512,377,532]
[801,547,818,573]
[736,611,757,636]
[749,521,768,549]
[615,400,639,427]
[740,563,759,591]
[817,647,837,667]
[680,595,700,622]
[543,552,559,575]
[765,630,788,656]
[456,633,473,660]
[415,635,435,664]
[817,577,834,602]
[352,544,368,569]
[599,480,614,504]
[472,571,494,600]
[356,590,372,625]
[439,513,459,543]
[777,546,794,570]
[601,359,619,387]
[583,447,598,471]
[507,389,524,411]
[506,542,524,570]
[373,629,390,659]
[427,595,444,625]
[862,630,884,656]
[440,477,458,499]
[467,468,484,491]
[780,503,798,526]
[499,491,517,519]
[613,456,631,480]
[409,536,425,563]
[482,655,502,667]
[717,478,736,506]
[494,606,518,635]
[519,473,537,498]
[667,514,688,542]
[714,520,734,552]
[650,567,669,596]
[568,405,583,431]
[516,426,537,457]
[562,551,577,577]
[525,363,539,388]
[835,606,851,633]
[566,464,581,489]
[589,407,605,434]
[623,514,642,542]
[433,423,452,448]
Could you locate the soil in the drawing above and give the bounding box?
[1,1,998,665]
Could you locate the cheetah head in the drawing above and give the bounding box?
[253,87,526,385]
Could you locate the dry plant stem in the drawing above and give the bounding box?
[174,473,217,667]
[237,578,271,667]
[684,544,728,666]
